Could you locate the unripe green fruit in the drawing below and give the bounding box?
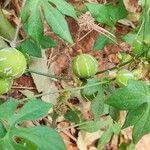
[71,54,98,79]
[0,78,13,95]
[80,79,99,101]
[132,39,143,55]
[116,69,134,87]
[0,48,27,79]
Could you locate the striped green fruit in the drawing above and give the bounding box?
[71,54,98,79]
[0,48,27,79]
[116,69,134,87]
[0,78,13,95]
[80,79,99,101]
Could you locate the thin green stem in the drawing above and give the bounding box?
[26,69,72,80]
[96,59,133,75]
[19,80,111,103]
[26,58,133,81]
[56,122,87,132]
[0,36,11,43]
[136,20,145,39]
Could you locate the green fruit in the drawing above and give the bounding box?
[0,48,27,79]
[132,39,143,55]
[0,78,13,95]
[71,54,98,79]
[80,79,99,101]
[116,69,134,87]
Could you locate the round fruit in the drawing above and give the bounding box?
[116,69,134,87]
[0,48,27,79]
[132,39,143,55]
[80,79,99,101]
[0,78,13,95]
[71,54,98,79]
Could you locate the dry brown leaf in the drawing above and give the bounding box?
[77,131,103,150]
[19,90,34,98]
[135,134,150,150]
[29,50,58,104]
[123,0,138,12]
[77,132,87,150]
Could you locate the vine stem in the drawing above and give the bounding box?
[96,58,133,75]
[0,36,11,43]
[56,122,87,132]
[26,69,72,80]
[26,59,133,80]
[19,80,111,103]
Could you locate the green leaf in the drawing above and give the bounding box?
[21,0,33,22]
[97,119,121,149]
[86,1,128,27]
[86,3,113,26]
[40,36,57,48]
[20,139,39,150]
[91,85,104,120]
[21,0,43,42]
[0,122,6,138]
[43,2,73,43]
[106,1,128,24]
[106,80,150,143]
[64,109,80,123]
[49,0,77,19]
[9,99,52,125]
[0,135,30,150]
[22,0,74,45]
[122,103,148,129]
[0,100,18,120]
[27,1,43,42]
[93,35,109,51]
[112,122,121,134]
[13,126,67,150]
[20,39,42,57]
[133,103,150,143]
[0,100,66,150]
[0,139,16,150]
[106,80,150,110]
[122,33,136,45]
[97,126,113,149]
[109,106,120,121]
[79,120,107,132]
[81,79,100,101]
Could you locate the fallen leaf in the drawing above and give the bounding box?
[29,50,58,104]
